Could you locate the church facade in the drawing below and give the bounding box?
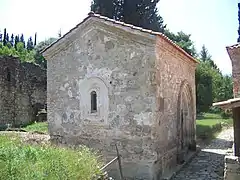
[42,12,198,179]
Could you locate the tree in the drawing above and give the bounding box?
[0,30,2,42]
[14,35,19,49]
[10,34,14,47]
[34,33,37,46]
[20,34,25,48]
[195,43,233,113]
[91,0,166,32]
[6,33,9,43]
[200,45,211,61]
[164,30,197,57]
[217,75,233,102]
[35,37,57,52]
[238,3,240,42]
[27,37,34,50]
[199,45,218,70]
[3,28,7,46]
[91,0,117,20]
[196,62,213,112]
[34,37,57,69]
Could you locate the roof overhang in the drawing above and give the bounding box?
[213,98,240,109]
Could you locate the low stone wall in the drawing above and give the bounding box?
[224,156,240,180]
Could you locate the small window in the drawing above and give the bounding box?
[91,91,97,113]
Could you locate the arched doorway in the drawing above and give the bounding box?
[176,80,195,164]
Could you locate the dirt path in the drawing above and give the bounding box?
[0,131,50,145]
[171,128,234,180]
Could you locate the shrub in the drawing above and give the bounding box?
[196,123,222,139]
[23,122,48,134]
[220,109,232,119]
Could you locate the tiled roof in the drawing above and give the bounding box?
[226,43,240,49]
[42,12,198,64]
[213,98,240,109]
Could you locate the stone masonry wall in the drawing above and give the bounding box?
[47,18,157,179]
[227,47,240,98]
[0,56,47,127]
[224,156,240,180]
[152,36,197,177]
[45,17,197,180]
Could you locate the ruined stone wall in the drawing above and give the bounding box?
[227,47,240,98]
[0,56,47,127]
[224,156,240,180]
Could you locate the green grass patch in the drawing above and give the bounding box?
[0,134,103,180]
[196,113,233,140]
[23,122,48,134]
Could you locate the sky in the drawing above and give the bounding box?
[0,0,239,75]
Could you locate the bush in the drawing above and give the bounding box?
[196,123,222,139]
[196,113,232,140]
[220,109,232,119]
[23,122,48,134]
[0,135,103,180]
[209,106,222,114]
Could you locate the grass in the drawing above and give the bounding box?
[23,122,48,134]
[0,134,103,180]
[196,113,233,140]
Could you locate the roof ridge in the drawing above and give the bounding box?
[42,11,198,64]
[227,43,240,49]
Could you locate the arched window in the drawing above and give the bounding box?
[91,91,97,113]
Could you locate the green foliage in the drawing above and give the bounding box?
[23,122,48,134]
[35,37,57,52]
[3,28,7,46]
[195,44,233,113]
[200,45,211,61]
[91,0,166,32]
[34,37,57,69]
[196,62,213,112]
[20,34,25,48]
[0,135,103,180]
[164,30,197,57]
[27,37,34,51]
[196,113,233,140]
[0,32,57,69]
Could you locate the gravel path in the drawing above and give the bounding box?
[171,128,234,180]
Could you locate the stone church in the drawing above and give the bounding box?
[42,12,198,179]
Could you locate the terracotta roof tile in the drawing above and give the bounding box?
[42,12,198,64]
[227,43,240,49]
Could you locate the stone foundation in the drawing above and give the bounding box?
[224,156,240,180]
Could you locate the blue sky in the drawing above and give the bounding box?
[0,0,239,75]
